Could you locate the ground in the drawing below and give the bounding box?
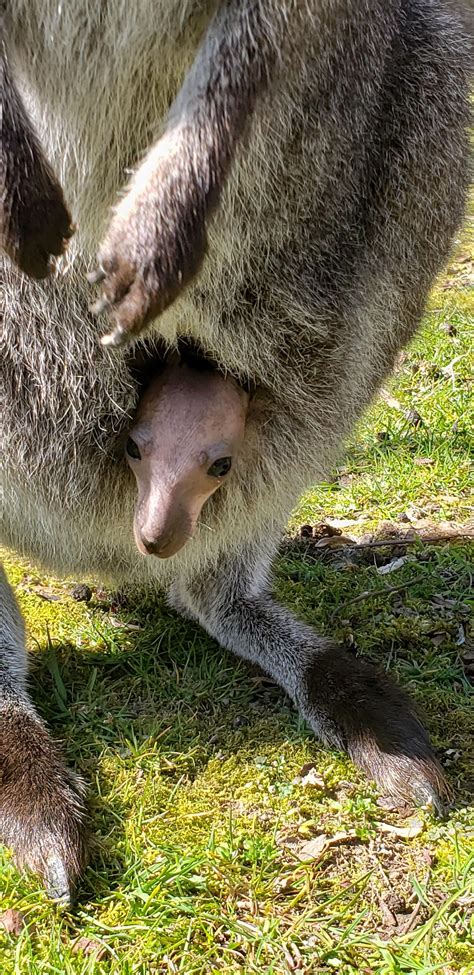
[0,207,472,973]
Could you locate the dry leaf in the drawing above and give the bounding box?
[292,762,325,789]
[299,769,325,788]
[376,557,408,575]
[314,534,355,549]
[108,619,142,631]
[296,830,358,861]
[431,594,470,612]
[338,473,357,488]
[456,892,474,908]
[404,408,424,427]
[33,587,61,602]
[378,895,397,929]
[297,834,329,860]
[378,818,424,839]
[455,624,466,646]
[380,389,403,410]
[376,796,410,814]
[0,910,26,936]
[461,645,474,664]
[72,936,107,960]
[273,874,297,894]
[275,831,301,850]
[430,632,447,647]
[236,898,253,911]
[461,642,474,679]
[282,941,303,971]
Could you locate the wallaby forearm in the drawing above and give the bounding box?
[166,1,284,209]
[95,1,290,343]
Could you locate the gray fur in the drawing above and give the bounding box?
[0,0,471,899]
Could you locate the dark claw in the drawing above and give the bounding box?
[44,853,72,905]
[89,296,111,315]
[100,325,128,348]
[64,223,77,241]
[86,267,106,286]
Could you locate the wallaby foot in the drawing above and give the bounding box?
[298,643,447,810]
[0,704,87,902]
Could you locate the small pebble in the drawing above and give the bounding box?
[71,584,92,602]
[441,322,457,336]
[232,715,249,729]
[404,408,423,427]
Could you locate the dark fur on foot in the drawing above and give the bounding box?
[301,645,448,812]
[0,706,87,902]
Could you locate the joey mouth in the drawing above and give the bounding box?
[134,522,195,559]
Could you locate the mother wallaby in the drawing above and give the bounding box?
[0,1,470,901]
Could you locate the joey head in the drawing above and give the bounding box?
[126,362,249,558]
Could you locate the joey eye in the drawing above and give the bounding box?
[126,437,141,461]
[207,457,232,478]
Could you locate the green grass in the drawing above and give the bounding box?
[1,210,473,972]
[293,296,472,533]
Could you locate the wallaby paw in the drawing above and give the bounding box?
[0,706,87,903]
[301,644,448,812]
[4,178,74,281]
[16,197,74,280]
[89,148,207,347]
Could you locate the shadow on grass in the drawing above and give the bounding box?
[27,598,293,904]
[26,536,472,901]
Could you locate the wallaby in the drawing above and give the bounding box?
[0,1,470,901]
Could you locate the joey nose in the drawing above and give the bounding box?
[140,533,172,556]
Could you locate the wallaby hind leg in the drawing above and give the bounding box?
[0,564,87,901]
[170,545,447,810]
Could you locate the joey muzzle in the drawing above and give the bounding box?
[133,482,210,559]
